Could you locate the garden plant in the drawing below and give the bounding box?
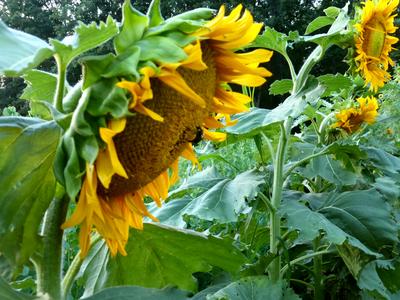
[0,0,400,299]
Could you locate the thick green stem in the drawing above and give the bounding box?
[268,119,291,282]
[313,236,324,300]
[35,195,69,300]
[54,55,66,113]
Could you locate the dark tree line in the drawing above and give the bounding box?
[1,0,358,113]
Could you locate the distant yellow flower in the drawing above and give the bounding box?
[332,96,379,133]
[354,0,399,92]
[62,5,273,257]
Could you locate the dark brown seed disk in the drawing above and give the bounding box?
[102,43,217,197]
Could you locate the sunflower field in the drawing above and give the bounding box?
[0,0,400,299]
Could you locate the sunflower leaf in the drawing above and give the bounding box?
[305,16,335,35]
[281,189,397,255]
[268,79,293,95]
[0,20,53,77]
[358,259,400,299]
[136,36,187,63]
[208,277,300,300]
[317,73,353,97]
[51,16,118,67]
[82,286,189,300]
[0,117,60,266]
[78,223,246,294]
[226,81,325,137]
[0,277,37,300]
[114,0,148,54]
[253,27,292,56]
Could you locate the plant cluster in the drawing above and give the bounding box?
[0,0,399,299]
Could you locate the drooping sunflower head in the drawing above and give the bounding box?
[60,1,273,257]
[354,0,399,92]
[332,96,379,133]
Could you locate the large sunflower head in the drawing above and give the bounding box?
[332,96,379,133]
[60,2,273,257]
[354,0,399,92]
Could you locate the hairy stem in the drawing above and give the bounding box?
[268,119,291,282]
[313,236,324,300]
[54,55,66,113]
[35,195,69,299]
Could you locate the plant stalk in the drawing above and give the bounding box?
[54,55,66,113]
[313,236,324,300]
[35,195,69,300]
[268,119,291,282]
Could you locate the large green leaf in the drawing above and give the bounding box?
[363,147,400,176]
[0,117,60,266]
[358,260,400,299]
[268,79,293,96]
[305,16,335,35]
[79,223,246,294]
[226,82,325,138]
[280,190,394,256]
[83,286,188,300]
[152,169,264,224]
[0,277,37,300]
[208,277,300,300]
[303,154,360,186]
[51,16,118,67]
[0,20,53,76]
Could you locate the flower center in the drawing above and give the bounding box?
[102,43,217,197]
[364,18,386,58]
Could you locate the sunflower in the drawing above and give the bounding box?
[62,4,273,257]
[354,0,399,92]
[332,96,379,133]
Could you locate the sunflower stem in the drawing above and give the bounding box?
[268,118,291,282]
[283,54,297,93]
[62,235,102,299]
[54,54,66,113]
[34,195,69,300]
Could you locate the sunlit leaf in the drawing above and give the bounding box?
[0,117,60,266]
[0,20,53,77]
[317,73,353,97]
[305,16,335,35]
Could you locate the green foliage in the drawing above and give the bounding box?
[207,277,300,300]
[0,118,60,266]
[78,224,246,295]
[0,20,52,77]
[83,286,188,300]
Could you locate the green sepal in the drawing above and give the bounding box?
[114,0,149,54]
[0,20,53,77]
[87,78,131,118]
[168,8,214,21]
[102,46,141,80]
[63,81,83,113]
[145,19,207,37]
[136,36,187,63]
[147,0,164,27]
[81,54,116,90]
[161,31,197,47]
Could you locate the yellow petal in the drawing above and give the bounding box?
[203,128,227,142]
